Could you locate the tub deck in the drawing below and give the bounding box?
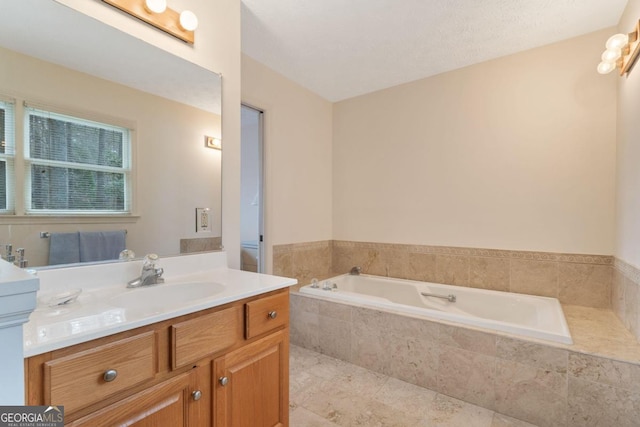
[561,304,640,363]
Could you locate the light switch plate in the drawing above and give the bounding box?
[196,208,211,233]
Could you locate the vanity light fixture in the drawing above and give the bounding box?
[101,0,197,44]
[205,136,222,150]
[597,19,640,76]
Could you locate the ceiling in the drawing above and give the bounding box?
[241,0,628,102]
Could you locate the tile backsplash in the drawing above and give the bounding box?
[273,240,613,308]
[612,258,640,342]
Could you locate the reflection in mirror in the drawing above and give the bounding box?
[0,1,222,267]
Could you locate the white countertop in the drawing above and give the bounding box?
[23,252,297,357]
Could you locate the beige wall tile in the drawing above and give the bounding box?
[290,310,320,351]
[365,246,410,278]
[437,345,496,410]
[510,259,558,297]
[282,240,616,309]
[494,359,567,427]
[383,334,439,389]
[558,263,611,308]
[292,246,331,286]
[350,307,440,389]
[439,324,497,356]
[496,337,568,373]
[568,353,640,393]
[612,268,626,325]
[406,252,438,282]
[624,278,638,337]
[335,247,380,276]
[318,316,351,361]
[316,298,352,321]
[568,376,640,427]
[436,255,470,286]
[291,294,328,353]
[469,257,510,291]
[273,250,293,277]
[179,237,222,253]
[290,292,320,313]
[350,328,388,373]
[273,242,333,290]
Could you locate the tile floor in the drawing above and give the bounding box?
[289,345,538,427]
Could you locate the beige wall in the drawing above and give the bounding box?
[0,46,222,267]
[333,30,617,255]
[58,0,243,267]
[241,55,333,273]
[615,0,640,268]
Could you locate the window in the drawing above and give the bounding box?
[24,106,131,214]
[0,99,15,213]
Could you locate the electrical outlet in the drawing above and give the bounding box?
[196,208,211,233]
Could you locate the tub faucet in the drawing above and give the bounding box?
[127,254,164,288]
[349,266,361,275]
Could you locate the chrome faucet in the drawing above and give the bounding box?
[127,254,164,288]
[3,244,15,263]
[15,248,27,268]
[349,266,362,275]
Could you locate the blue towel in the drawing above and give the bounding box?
[48,232,81,265]
[79,230,126,263]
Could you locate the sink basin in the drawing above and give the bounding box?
[108,281,226,316]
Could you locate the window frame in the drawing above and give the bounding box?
[23,105,133,216]
[0,97,16,214]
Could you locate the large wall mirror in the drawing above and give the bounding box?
[0,0,222,267]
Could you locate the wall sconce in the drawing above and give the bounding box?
[597,19,640,76]
[205,136,222,150]
[102,0,198,44]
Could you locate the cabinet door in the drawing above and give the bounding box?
[214,329,289,427]
[69,366,210,427]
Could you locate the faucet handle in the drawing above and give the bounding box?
[4,244,15,263]
[143,253,159,267]
[15,248,27,268]
[119,249,136,261]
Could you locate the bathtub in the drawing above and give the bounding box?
[299,274,573,344]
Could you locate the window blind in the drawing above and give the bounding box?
[0,98,16,213]
[24,105,131,214]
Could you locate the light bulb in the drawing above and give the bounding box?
[145,0,166,13]
[606,33,629,50]
[601,48,622,62]
[179,10,198,31]
[597,61,616,74]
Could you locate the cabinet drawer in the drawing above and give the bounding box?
[44,332,156,414]
[245,291,289,339]
[171,305,243,369]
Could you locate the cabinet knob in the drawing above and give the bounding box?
[192,390,202,401]
[219,376,229,386]
[103,369,118,382]
[268,311,278,319]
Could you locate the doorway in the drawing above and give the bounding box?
[240,105,264,272]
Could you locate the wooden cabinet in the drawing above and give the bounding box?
[67,367,207,427]
[214,329,288,427]
[42,331,157,414]
[25,288,289,427]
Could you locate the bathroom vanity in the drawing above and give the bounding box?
[21,252,295,426]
